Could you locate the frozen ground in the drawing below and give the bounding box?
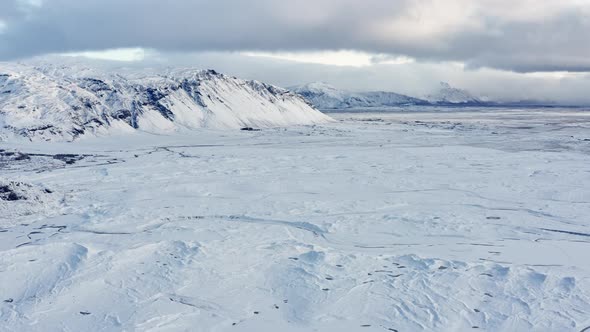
[1,108,590,331]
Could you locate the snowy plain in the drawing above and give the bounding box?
[1,107,590,331]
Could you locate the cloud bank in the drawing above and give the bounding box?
[1,0,589,72]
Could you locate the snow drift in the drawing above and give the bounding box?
[0,64,332,141]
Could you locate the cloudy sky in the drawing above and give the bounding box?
[1,0,590,103]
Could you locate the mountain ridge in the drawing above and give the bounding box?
[0,63,332,142]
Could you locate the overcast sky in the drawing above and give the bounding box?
[1,0,590,103]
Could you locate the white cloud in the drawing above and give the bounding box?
[0,20,6,34]
[241,50,414,67]
[59,48,147,62]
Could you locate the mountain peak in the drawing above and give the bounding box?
[425,82,480,104]
[292,81,339,93]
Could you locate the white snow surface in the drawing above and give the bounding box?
[1,108,590,331]
[0,64,332,142]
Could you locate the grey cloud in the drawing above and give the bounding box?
[1,0,589,73]
[0,0,408,56]
[454,12,590,72]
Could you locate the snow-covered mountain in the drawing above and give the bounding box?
[290,82,429,109]
[424,82,482,105]
[290,81,517,109]
[0,63,332,142]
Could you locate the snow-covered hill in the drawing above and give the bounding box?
[0,64,332,142]
[291,82,429,109]
[424,82,482,105]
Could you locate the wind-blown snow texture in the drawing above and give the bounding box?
[1,108,590,331]
[0,64,331,141]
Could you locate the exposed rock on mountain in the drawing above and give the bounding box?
[0,64,332,141]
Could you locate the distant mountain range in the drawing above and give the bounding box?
[290,82,430,109]
[290,81,559,109]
